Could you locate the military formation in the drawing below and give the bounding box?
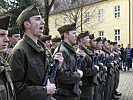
[0,3,123,100]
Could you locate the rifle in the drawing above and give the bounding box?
[42,43,61,100]
[98,55,107,83]
[92,54,99,86]
[42,63,52,86]
[108,56,113,77]
[72,55,84,96]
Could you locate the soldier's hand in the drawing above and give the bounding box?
[104,66,107,72]
[77,49,86,58]
[53,53,64,69]
[77,69,83,78]
[94,65,99,71]
[46,79,56,95]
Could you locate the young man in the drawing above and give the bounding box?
[77,31,99,100]
[39,35,51,50]
[8,27,21,47]
[51,36,61,54]
[2,27,21,60]
[55,23,85,100]
[0,14,15,100]
[8,4,63,100]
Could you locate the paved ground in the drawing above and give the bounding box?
[117,69,133,100]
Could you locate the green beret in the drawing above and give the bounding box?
[57,23,76,34]
[51,36,61,42]
[77,31,90,41]
[0,14,10,30]
[39,35,51,43]
[8,27,20,37]
[89,34,95,40]
[16,4,40,29]
[96,37,102,42]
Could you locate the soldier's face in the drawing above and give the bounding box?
[90,39,96,48]
[27,15,44,38]
[0,29,9,53]
[67,30,77,45]
[9,34,21,45]
[97,41,103,49]
[44,40,51,49]
[82,36,90,47]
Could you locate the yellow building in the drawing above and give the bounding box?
[48,0,133,47]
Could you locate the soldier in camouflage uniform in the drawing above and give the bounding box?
[0,14,15,100]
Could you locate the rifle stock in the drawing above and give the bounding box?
[73,56,84,95]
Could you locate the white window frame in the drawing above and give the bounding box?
[55,19,58,28]
[114,5,120,18]
[99,31,104,39]
[85,12,90,23]
[64,17,69,25]
[114,29,120,41]
[98,9,104,22]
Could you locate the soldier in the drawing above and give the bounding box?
[77,31,99,100]
[8,4,63,100]
[51,36,61,54]
[39,35,51,50]
[8,27,21,47]
[39,35,53,63]
[2,27,21,60]
[55,23,84,100]
[0,14,15,100]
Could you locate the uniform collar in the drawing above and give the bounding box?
[23,34,45,52]
[62,42,76,54]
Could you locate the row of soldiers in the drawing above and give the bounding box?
[0,3,122,100]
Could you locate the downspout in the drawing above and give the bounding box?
[129,0,131,47]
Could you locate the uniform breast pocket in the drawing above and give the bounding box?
[0,84,6,92]
[28,61,44,84]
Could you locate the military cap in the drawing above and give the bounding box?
[89,34,95,40]
[57,23,76,34]
[8,27,20,37]
[51,36,61,42]
[77,31,90,41]
[102,38,106,43]
[0,14,10,30]
[110,42,114,45]
[39,35,51,43]
[96,37,102,42]
[113,42,117,45]
[107,40,111,44]
[16,4,40,29]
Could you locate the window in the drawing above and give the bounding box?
[53,3,59,10]
[64,17,69,25]
[99,31,104,39]
[114,5,120,18]
[98,9,104,21]
[85,12,90,23]
[70,0,77,5]
[114,29,120,41]
[55,19,58,28]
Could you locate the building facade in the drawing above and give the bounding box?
[45,0,132,47]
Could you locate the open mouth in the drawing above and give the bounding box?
[39,25,44,30]
[2,45,7,48]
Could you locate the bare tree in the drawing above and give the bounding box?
[39,0,56,35]
[56,0,99,33]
